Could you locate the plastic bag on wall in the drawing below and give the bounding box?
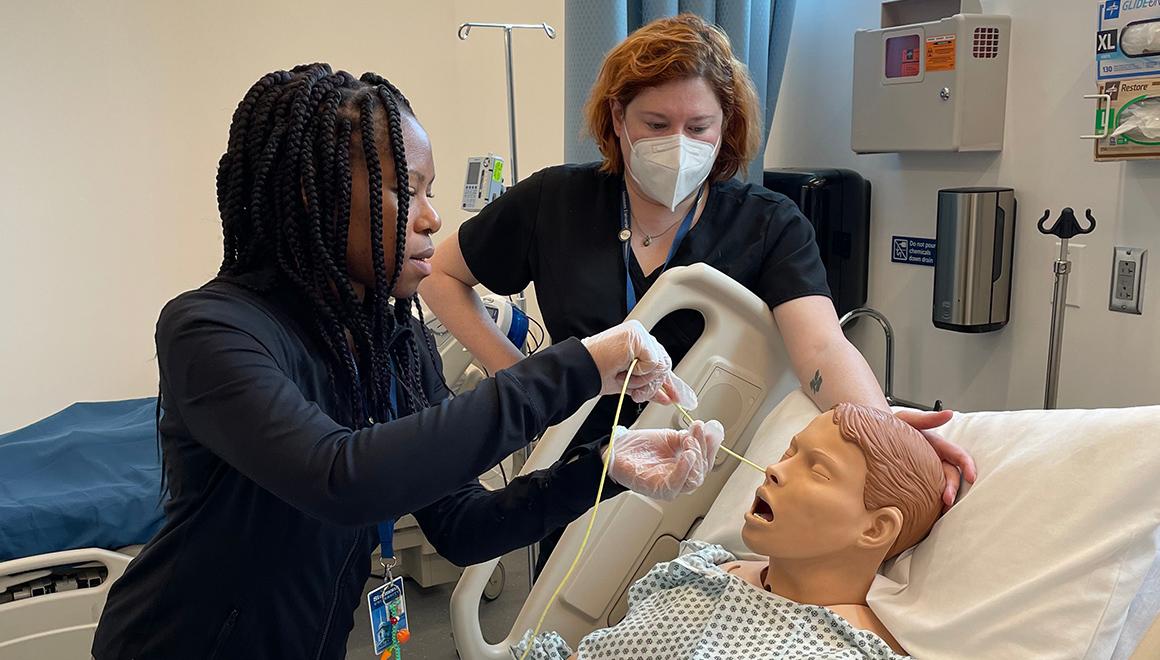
[1122,21,1160,58]
[1112,96,1160,140]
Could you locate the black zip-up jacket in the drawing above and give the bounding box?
[92,274,620,659]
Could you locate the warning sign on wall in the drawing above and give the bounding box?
[926,34,956,72]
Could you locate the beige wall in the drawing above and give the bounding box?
[766,0,1160,411]
[11,0,1152,432]
[0,1,564,431]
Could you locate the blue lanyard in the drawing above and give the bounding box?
[376,365,399,560]
[350,356,399,424]
[351,346,402,562]
[378,521,395,565]
[386,364,398,420]
[621,185,703,313]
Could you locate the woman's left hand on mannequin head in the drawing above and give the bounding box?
[893,409,977,510]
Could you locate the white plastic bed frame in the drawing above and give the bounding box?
[449,263,1160,660]
[0,548,134,659]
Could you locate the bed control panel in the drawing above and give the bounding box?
[676,360,764,469]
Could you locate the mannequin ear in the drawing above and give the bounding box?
[859,506,903,554]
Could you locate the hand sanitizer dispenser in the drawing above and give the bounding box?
[933,186,1017,332]
[852,0,1011,153]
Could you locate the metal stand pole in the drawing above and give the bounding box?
[503,28,519,185]
[457,21,556,188]
[1044,240,1071,409]
[1036,207,1096,410]
[458,20,557,591]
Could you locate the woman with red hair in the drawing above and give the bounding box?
[423,14,974,572]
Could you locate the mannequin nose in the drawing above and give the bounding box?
[766,465,782,486]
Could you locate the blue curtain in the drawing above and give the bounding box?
[564,0,796,183]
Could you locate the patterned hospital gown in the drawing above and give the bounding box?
[514,541,908,660]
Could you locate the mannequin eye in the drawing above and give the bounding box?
[812,469,831,481]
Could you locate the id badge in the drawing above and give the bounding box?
[367,576,410,658]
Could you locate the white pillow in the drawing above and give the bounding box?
[695,390,1160,660]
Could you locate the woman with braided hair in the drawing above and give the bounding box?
[91,64,720,660]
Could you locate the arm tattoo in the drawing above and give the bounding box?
[810,369,823,394]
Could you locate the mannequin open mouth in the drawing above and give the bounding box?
[750,495,774,522]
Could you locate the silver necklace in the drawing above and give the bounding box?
[636,213,684,247]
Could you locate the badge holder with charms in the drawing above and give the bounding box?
[365,371,411,658]
[368,524,411,659]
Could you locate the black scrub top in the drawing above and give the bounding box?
[459,162,831,444]
[92,271,622,660]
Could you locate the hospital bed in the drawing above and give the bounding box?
[0,398,162,659]
[0,399,504,658]
[452,264,1160,660]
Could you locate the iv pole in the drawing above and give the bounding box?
[457,20,557,591]
[1037,208,1097,409]
[457,21,557,187]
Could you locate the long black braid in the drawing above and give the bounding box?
[215,63,431,427]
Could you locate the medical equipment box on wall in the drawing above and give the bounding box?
[1091,2,1160,161]
[851,0,1011,153]
[1096,1,1160,82]
[1094,76,1160,160]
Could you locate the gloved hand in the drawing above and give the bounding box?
[580,320,697,408]
[606,420,725,501]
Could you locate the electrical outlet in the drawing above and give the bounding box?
[1109,247,1147,314]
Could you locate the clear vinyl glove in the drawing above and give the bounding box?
[606,420,725,501]
[580,320,698,407]
[1111,97,1160,140]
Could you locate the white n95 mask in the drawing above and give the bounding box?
[625,129,720,212]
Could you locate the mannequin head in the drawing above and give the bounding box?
[742,404,945,565]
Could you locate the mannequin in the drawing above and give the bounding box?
[725,403,946,654]
[517,403,946,659]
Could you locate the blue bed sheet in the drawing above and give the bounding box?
[0,398,164,562]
